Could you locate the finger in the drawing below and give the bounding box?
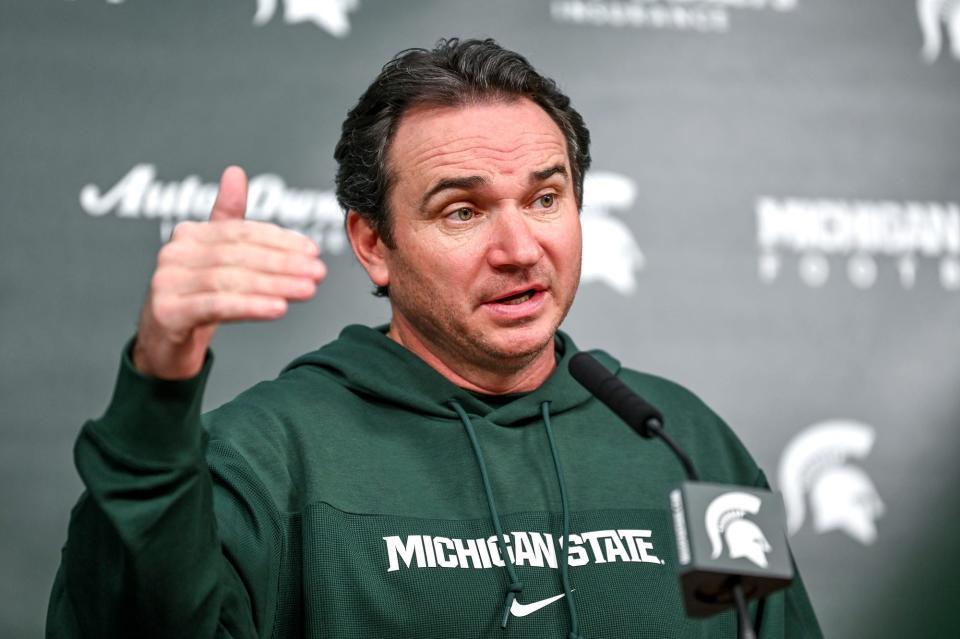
[174,292,290,327]
[209,166,248,222]
[159,241,326,279]
[161,266,320,299]
[182,219,319,255]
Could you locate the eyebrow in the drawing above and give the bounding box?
[419,164,568,212]
[419,175,486,212]
[531,164,567,183]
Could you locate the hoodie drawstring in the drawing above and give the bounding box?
[541,401,584,639]
[450,400,524,629]
[449,399,585,639]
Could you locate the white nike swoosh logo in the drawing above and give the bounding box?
[510,589,575,618]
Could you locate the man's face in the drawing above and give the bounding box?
[376,98,582,376]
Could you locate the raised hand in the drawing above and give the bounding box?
[132,166,326,379]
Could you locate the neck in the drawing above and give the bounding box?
[386,322,557,395]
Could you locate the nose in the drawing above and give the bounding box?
[486,208,544,269]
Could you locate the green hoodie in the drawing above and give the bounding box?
[48,325,822,638]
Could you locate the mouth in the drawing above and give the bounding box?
[494,289,537,305]
[487,286,545,306]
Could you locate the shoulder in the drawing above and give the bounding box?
[614,364,762,486]
[616,368,714,416]
[200,362,357,511]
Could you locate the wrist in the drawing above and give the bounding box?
[131,333,207,381]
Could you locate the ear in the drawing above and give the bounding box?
[346,210,390,289]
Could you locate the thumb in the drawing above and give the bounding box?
[209,165,248,222]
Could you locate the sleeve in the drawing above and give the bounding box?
[45,344,283,639]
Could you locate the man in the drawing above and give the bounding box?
[47,39,822,638]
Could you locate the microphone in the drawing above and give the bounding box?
[569,352,794,636]
[568,350,662,438]
[568,352,699,480]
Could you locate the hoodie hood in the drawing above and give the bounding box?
[283,324,621,425]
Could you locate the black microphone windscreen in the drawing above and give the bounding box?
[568,352,663,438]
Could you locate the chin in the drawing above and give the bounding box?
[478,324,556,363]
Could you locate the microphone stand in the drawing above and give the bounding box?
[646,418,757,639]
[731,577,756,639]
[644,418,699,481]
[569,352,766,639]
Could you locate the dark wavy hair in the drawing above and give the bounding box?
[334,38,591,296]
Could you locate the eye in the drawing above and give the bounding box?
[449,207,475,222]
[535,193,556,208]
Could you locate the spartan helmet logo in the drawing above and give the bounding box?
[706,492,772,568]
[580,172,646,296]
[917,0,960,62]
[778,420,885,545]
[253,0,359,37]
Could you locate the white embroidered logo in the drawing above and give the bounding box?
[253,0,359,37]
[510,590,574,618]
[705,492,772,568]
[383,530,662,572]
[779,420,885,545]
[581,172,646,296]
